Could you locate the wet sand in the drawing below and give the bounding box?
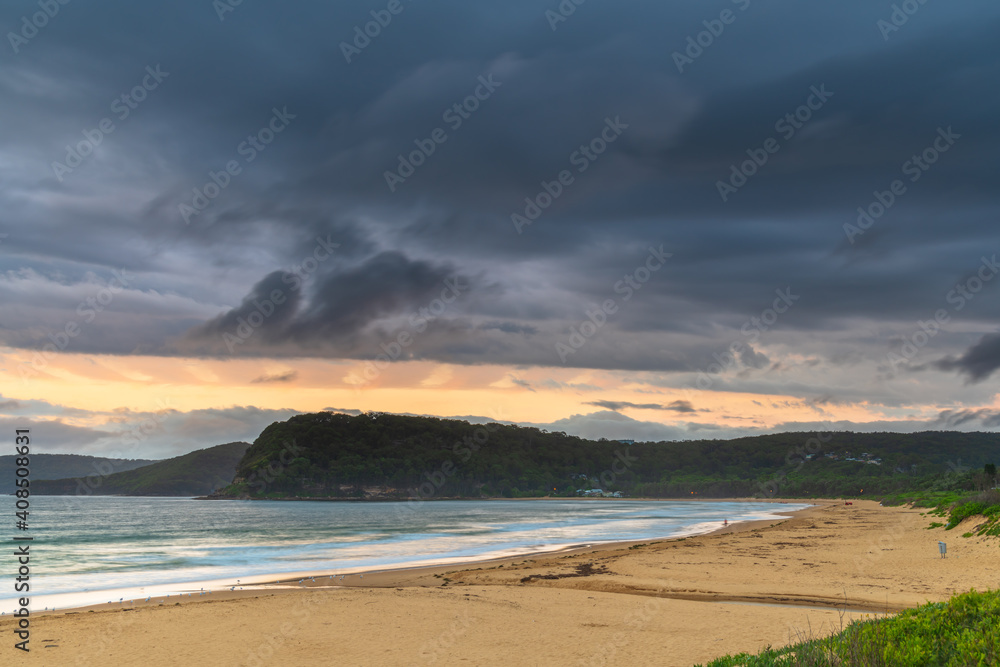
[4,499,996,666]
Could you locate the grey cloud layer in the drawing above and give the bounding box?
[1,1,999,411]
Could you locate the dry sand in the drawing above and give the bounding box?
[4,499,997,666]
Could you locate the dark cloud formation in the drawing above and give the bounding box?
[666,400,697,413]
[250,370,298,384]
[934,333,1000,383]
[586,400,699,413]
[290,252,463,342]
[191,271,303,346]
[933,409,1000,429]
[509,376,535,392]
[0,0,998,417]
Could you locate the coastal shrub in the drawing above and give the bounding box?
[945,490,1000,536]
[700,589,1000,667]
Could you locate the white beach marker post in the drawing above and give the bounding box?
[938,541,947,559]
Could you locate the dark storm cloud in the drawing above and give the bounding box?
[182,251,472,355]
[190,271,303,344]
[291,251,462,340]
[935,333,1000,383]
[0,0,998,413]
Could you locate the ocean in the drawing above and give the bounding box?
[2,497,810,612]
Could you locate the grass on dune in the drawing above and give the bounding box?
[945,490,1000,538]
[883,489,1000,539]
[700,589,1000,667]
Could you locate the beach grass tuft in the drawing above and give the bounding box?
[700,588,1000,666]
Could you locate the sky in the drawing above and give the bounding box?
[1,0,999,459]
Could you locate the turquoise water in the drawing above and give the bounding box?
[1,497,809,612]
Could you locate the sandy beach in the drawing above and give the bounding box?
[5,499,997,666]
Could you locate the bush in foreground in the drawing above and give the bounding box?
[700,589,1000,666]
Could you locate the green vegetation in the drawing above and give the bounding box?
[0,454,154,494]
[700,589,1000,666]
[213,411,1000,500]
[880,490,964,510]
[32,442,249,496]
[944,490,1000,538]
[883,465,999,539]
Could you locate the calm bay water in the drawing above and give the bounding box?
[2,497,809,612]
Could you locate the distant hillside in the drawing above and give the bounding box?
[32,442,250,497]
[212,412,1000,500]
[0,454,154,494]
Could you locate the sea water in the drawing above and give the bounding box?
[1,497,809,612]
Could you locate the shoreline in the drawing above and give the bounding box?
[193,494,815,502]
[14,499,814,616]
[6,499,998,665]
